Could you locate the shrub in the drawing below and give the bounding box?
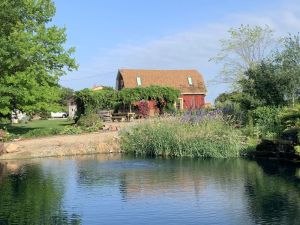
[279,104,300,129]
[76,113,103,131]
[0,117,10,124]
[120,115,244,158]
[251,106,282,139]
[61,126,83,135]
[23,128,63,138]
[39,111,51,120]
[137,100,150,117]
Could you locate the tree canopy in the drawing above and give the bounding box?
[211,24,274,85]
[0,0,77,117]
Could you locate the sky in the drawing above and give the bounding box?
[52,0,300,103]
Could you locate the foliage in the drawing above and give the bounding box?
[278,104,300,129]
[39,111,51,120]
[76,113,103,131]
[60,126,83,135]
[275,34,300,105]
[251,106,282,139]
[22,127,62,138]
[137,100,150,117]
[0,129,10,142]
[59,86,74,110]
[120,115,244,158]
[215,91,262,111]
[75,88,118,115]
[0,119,74,140]
[0,117,10,124]
[0,0,77,116]
[240,61,287,106]
[75,86,180,116]
[211,24,274,85]
[295,145,300,154]
[215,91,260,124]
[118,86,180,110]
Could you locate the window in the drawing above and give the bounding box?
[187,76,193,85]
[137,76,142,86]
[175,98,184,110]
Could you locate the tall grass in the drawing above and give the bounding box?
[120,114,244,158]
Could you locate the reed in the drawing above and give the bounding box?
[120,115,244,158]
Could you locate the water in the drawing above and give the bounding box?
[0,154,300,225]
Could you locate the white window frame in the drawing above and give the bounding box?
[187,76,193,85]
[137,76,142,86]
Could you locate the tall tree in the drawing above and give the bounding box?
[211,24,274,85]
[0,0,77,117]
[240,61,287,106]
[274,34,300,106]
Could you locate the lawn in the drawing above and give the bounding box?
[0,119,74,137]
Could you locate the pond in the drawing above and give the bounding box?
[0,154,299,225]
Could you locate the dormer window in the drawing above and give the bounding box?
[187,76,193,85]
[137,76,142,86]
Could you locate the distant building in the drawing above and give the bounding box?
[92,85,105,91]
[116,69,207,110]
[67,97,77,118]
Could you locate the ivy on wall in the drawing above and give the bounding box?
[75,86,180,115]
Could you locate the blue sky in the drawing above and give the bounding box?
[53,0,300,102]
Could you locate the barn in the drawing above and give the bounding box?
[116,69,207,110]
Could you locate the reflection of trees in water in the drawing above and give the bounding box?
[116,158,250,200]
[244,160,300,225]
[0,162,6,185]
[0,162,81,225]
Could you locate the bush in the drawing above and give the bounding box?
[76,113,103,131]
[137,100,150,117]
[39,111,51,120]
[0,117,10,124]
[279,104,300,129]
[120,115,244,158]
[23,128,63,138]
[61,126,83,135]
[251,106,282,139]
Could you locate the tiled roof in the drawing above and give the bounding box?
[117,69,207,94]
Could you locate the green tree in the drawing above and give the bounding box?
[240,61,287,106]
[59,87,74,111]
[0,0,77,117]
[275,34,300,106]
[211,25,274,85]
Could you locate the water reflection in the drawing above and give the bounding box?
[0,161,81,225]
[245,159,300,225]
[0,156,299,225]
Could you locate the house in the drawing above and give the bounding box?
[67,97,77,118]
[116,69,207,110]
[92,85,105,91]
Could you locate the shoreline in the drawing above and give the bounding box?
[0,131,121,160]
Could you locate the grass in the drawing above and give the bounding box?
[0,119,75,139]
[120,116,245,158]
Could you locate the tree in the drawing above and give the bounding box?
[211,25,274,85]
[59,86,74,110]
[274,34,300,106]
[240,61,287,106]
[0,0,77,117]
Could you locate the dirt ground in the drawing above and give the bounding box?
[0,121,140,160]
[0,131,119,160]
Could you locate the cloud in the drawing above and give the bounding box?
[61,0,300,102]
